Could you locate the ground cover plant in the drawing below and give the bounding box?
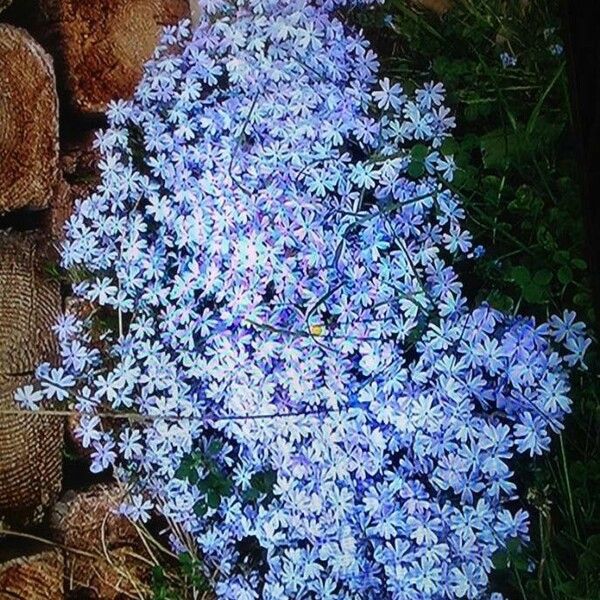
[356,1,600,597]
[15,0,597,598]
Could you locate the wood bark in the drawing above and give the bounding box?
[0,548,64,600]
[411,0,451,15]
[51,484,151,599]
[42,131,101,239]
[0,232,63,526]
[41,0,190,115]
[0,25,59,214]
[190,0,201,26]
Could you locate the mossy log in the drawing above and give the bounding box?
[0,25,59,215]
[0,548,64,600]
[0,232,63,526]
[41,0,190,115]
[51,484,151,599]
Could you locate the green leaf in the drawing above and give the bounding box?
[440,138,459,156]
[571,258,587,271]
[523,283,547,304]
[408,160,425,178]
[533,269,552,285]
[574,292,592,307]
[410,144,429,160]
[480,129,517,169]
[558,265,573,284]
[488,290,514,312]
[510,265,530,287]
[492,549,509,569]
[242,488,261,502]
[536,226,556,251]
[207,489,221,509]
[193,501,207,517]
[152,565,166,583]
[251,469,277,494]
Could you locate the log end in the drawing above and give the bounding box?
[0,547,64,600]
[0,232,63,525]
[0,25,59,214]
[46,0,190,115]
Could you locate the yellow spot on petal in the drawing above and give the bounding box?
[309,324,325,337]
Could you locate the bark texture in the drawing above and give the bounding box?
[50,484,151,599]
[412,0,452,15]
[42,0,190,115]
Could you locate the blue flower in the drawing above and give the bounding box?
[14,385,43,411]
[14,1,588,597]
[373,77,407,110]
[90,437,117,473]
[40,367,75,402]
[500,52,517,68]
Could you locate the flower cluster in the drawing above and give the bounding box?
[18,0,590,598]
[499,51,517,68]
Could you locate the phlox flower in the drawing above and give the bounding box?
[14,1,590,598]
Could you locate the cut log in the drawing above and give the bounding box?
[51,484,151,600]
[41,0,190,115]
[41,177,72,241]
[0,25,59,215]
[190,0,201,26]
[60,130,101,191]
[43,130,102,239]
[50,485,138,551]
[411,0,452,15]
[0,547,64,600]
[0,232,60,379]
[67,546,150,600]
[0,232,63,526]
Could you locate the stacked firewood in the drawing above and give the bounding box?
[0,2,190,598]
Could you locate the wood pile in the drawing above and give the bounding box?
[0,232,62,526]
[51,485,151,599]
[0,547,64,600]
[0,1,194,595]
[0,25,59,214]
[41,0,190,115]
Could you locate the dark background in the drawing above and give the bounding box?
[562,0,600,329]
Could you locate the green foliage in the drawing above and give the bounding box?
[151,552,211,600]
[356,1,600,598]
[175,442,277,516]
[361,0,593,321]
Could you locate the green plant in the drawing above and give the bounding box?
[355,1,600,598]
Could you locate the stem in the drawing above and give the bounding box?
[0,407,337,423]
[513,565,529,600]
[559,434,580,540]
